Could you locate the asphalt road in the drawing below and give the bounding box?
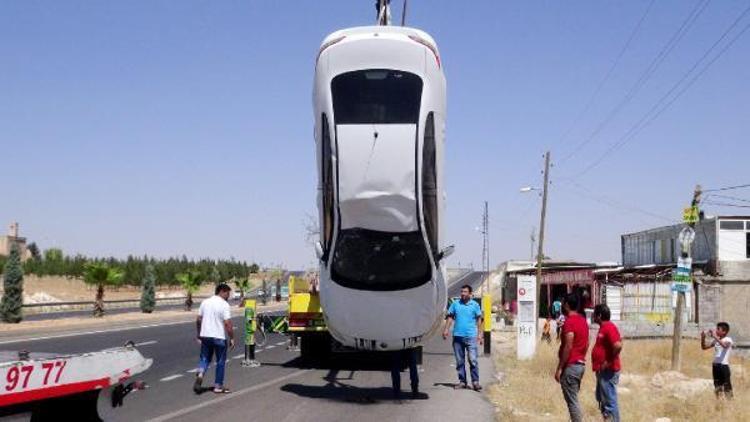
[2,270,495,422]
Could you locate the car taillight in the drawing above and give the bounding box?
[316,35,346,65]
[408,34,440,69]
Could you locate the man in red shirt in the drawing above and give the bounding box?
[592,304,622,422]
[555,293,589,422]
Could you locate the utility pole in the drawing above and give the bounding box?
[530,226,536,262]
[401,0,408,26]
[671,185,702,370]
[535,151,551,322]
[480,201,490,294]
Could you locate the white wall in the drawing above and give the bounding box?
[717,229,748,261]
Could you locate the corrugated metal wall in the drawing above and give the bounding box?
[621,281,693,322]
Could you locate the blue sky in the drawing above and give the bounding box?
[1,1,748,269]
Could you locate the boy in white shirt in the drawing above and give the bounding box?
[701,321,733,399]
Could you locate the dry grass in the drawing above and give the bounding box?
[488,330,749,421]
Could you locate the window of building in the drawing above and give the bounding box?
[746,221,750,231]
[321,114,334,260]
[331,69,423,124]
[422,112,438,259]
[747,232,750,259]
[719,220,744,230]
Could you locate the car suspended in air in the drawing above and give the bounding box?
[312,17,451,351]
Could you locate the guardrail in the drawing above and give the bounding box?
[21,296,211,315]
[22,296,209,308]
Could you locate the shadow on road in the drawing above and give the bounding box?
[281,367,430,404]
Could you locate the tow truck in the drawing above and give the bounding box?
[0,342,151,421]
[286,275,330,359]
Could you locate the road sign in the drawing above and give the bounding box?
[672,257,692,292]
[516,275,536,360]
[678,226,695,256]
[683,206,699,224]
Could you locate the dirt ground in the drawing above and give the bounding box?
[18,274,266,303]
[488,326,749,421]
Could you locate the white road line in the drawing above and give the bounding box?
[275,341,286,346]
[136,340,158,346]
[186,368,200,373]
[147,369,311,422]
[232,354,244,360]
[265,345,276,349]
[160,374,184,382]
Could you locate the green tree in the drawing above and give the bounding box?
[248,263,260,274]
[209,266,222,286]
[176,271,202,311]
[43,248,64,275]
[140,264,156,313]
[83,262,124,317]
[27,242,41,261]
[1,245,24,323]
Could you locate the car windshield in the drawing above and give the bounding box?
[331,228,431,291]
[331,69,423,124]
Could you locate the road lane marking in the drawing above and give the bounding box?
[160,374,184,382]
[186,368,200,373]
[275,341,286,346]
[232,354,244,360]
[147,369,311,422]
[136,340,158,346]
[265,345,276,349]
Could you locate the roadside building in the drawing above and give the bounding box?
[0,222,30,260]
[498,260,620,319]
[619,216,750,344]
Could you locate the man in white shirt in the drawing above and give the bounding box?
[194,283,235,394]
[701,321,733,399]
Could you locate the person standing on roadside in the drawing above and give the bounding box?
[701,322,734,399]
[194,283,235,394]
[555,293,589,422]
[592,304,622,422]
[443,284,483,391]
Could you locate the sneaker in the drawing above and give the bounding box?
[472,382,482,391]
[193,373,203,394]
[455,382,468,390]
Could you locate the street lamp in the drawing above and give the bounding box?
[519,186,538,193]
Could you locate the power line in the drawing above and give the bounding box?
[703,201,750,208]
[559,0,710,165]
[707,193,750,203]
[704,183,750,192]
[554,0,655,156]
[571,3,750,178]
[560,180,677,223]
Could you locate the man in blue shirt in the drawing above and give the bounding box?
[443,284,483,391]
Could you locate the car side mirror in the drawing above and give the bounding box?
[315,241,325,260]
[438,245,455,261]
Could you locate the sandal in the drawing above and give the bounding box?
[213,387,231,394]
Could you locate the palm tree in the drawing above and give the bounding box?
[235,277,250,306]
[83,262,124,317]
[176,271,202,311]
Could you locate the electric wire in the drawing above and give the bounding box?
[558,0,711,166]
[570,3,750,179]
[554,0,656,158]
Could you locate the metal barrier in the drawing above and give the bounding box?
[21,296,210,314]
